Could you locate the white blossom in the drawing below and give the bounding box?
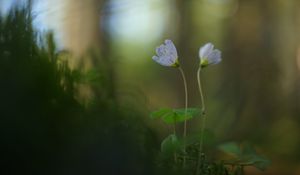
[199,43,221,68]
[152,40,179,67]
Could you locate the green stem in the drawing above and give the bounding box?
[173,122,177,135]
[178,66,188,166]
[197,67,206,113]
[196,67,206,175]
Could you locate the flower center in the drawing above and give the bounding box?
[171,59,180,68]
[200,58,209,67]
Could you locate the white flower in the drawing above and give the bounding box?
[199,43,221,68]
[152,39,179,67]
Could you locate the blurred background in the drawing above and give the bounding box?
[1,0,300,174]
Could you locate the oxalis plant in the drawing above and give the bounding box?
[151,40,270,175]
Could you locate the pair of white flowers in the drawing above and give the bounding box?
[152,40,221,68]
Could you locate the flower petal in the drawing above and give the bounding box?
[152,55,159,62]
[207,49,221,65]
[152,39,179,67]
[164,40,178,58]
[156,45,166,57]
[152,55,175,66]
[199,43,214,59]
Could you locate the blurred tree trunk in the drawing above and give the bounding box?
[62,0,102,69]
[270,0,299,118]
[59,0,116,103]
[220,0,300,155]
[220,0,279,139]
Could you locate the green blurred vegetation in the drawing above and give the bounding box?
[0,5,159,175]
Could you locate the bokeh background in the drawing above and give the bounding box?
[1,0,300,174]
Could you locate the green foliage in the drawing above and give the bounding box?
[150,108,201,124]
[72,68,104,85]
[149,79,271,174]
[218,142,242,157]
[218,142,271,171]
[161,134,182,156]
[150,92,271,171]
[0,4,158,175]
[159,131,214,158]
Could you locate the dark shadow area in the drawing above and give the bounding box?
[0,5,158,175]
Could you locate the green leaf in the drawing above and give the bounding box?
[150,108,201,124]
[218,142,242,157]
[240,154,270,171]
[252,156,271,171]
[219,142,271,171]
[240,143,270,170]
[161,134,182,156]
[173,108,201,117]
[161,111,192,124]
[150,108,173,119]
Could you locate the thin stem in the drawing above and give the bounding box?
[173,123,177,135]
[196,67,206,175]
[178,66,188,166]
[197,67,206,154]
[197,67,206,112]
